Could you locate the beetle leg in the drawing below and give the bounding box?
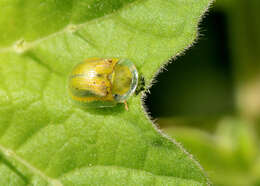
[124,101,129,111]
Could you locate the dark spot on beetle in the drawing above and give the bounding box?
[114,94,119,98]
[113,94,120,100]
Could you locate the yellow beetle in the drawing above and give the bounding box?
[68,57,138,110]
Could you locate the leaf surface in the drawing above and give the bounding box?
[0,0,212,185]
[164,118,259,186]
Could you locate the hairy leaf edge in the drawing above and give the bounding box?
[0,0,215,185]
[141,1,215,185]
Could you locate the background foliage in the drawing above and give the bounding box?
[146,0,260,185]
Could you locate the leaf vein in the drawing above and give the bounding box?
[0,144,63,186]
[0,0,144,54]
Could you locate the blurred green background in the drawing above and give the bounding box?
[146,0,260,185]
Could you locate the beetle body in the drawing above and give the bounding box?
[69,57,138,108]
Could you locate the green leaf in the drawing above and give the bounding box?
[0,0,212,185]
[163,118,260,186]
